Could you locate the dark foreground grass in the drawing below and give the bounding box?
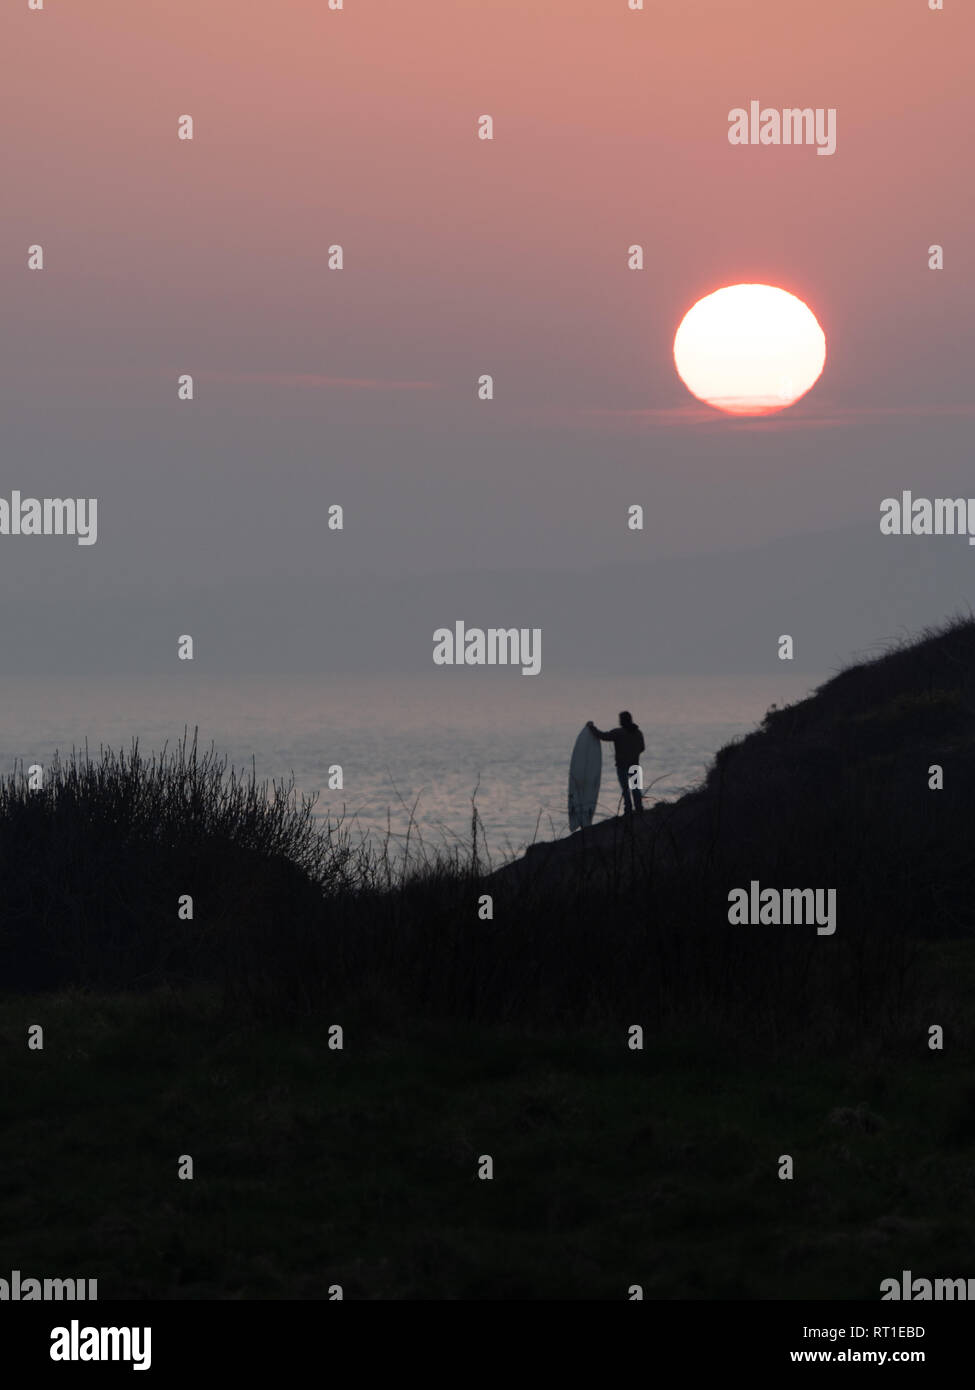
[2,981,973,1300]
[3,619,975,1297]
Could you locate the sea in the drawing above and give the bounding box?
[0,671,822,865]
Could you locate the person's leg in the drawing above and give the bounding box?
[617,766,632,813]
[633,784,644,814]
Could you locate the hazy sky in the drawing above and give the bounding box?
[3,0,973,670]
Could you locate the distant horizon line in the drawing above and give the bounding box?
[0,668,829,680]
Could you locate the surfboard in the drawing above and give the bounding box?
[568,726,601,831]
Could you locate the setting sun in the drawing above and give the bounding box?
[673,284,827,416]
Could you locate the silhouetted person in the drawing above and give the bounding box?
[588,711,645,815]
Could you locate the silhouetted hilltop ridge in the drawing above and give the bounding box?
[497,614,975,923]
[735,613,975,748]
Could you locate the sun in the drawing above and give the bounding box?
[673,284,826,416]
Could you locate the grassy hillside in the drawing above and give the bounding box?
[2,617,973,1296]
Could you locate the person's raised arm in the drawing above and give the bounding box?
[587,721,611,740]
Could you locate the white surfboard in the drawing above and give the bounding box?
[568,726,601,831]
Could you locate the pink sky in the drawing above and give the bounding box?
[7,0,972,412]
[2,0,972,598]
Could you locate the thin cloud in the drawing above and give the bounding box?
[28,366,441,394]
[200,370,440,391]
[560,400,975,431]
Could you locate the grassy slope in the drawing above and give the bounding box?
[3,977,974,1300]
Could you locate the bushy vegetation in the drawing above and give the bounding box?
[1,619,973,1048]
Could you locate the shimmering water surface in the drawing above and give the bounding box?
[0,671,822,862]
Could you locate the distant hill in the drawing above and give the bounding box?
[0,522,972,674]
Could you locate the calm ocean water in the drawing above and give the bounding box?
[0,672,821,863]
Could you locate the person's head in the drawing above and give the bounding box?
[619,710,633,727]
